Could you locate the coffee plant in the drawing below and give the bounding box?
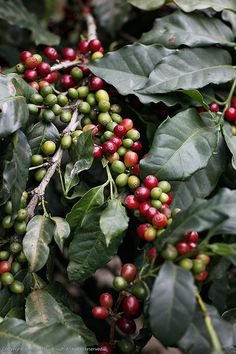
[2,0,236,353]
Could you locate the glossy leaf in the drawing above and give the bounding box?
[149,261,195,346]
[138,48,235,94]
[0,318,86,354]
[23,216,55,272]
[140,11,235,48]
[223,122,236,169]
[208,278,229,314]
[51,217,70,251]
[100,199,129,246]
[128,0,165,10]
[208,243,236,257]
[0,75,28,138]
[0,130,31,212]
[88,44,174,96]
[66,184,106,232]
[67,131,94,187]
[140,108,219,180]
[171,134,227,209]
[25,289,64,326]
[222,10,236,36]
[28,121,60,155]
[0,0,60,45]
[68,206,124,281]
[174,0,236,13]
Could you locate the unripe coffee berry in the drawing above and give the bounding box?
[113,276,128,290]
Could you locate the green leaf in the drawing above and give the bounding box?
[0,130,31,212]
[60,304,97,346]
[180,90,209,109]
[137,48,236,94]
[222,10,236,36]
[170,133,227,209]
[174,0,236,13]
[208,277,229,314]
[223,122,236,169]
[0,0,60,45]
[0,318,86,354]
[160,188,236,245]
[179,305,233,354]
[134,91,193,106]
[128,0,165,10]
[67,206,123,281]
[100,199,129,246]
[51,217,70,252]
[0,75,29,138]
[28,121,60,155]
[23,215,55,272]
[25,289,64,326]
[208,243,236,256]
[67,131,94,189]
[66,184,106,232]
[88,44,174,96]
[10,74,37,101]
[140,108,219,180]
[140,11,235,48]
[149,261,195,346]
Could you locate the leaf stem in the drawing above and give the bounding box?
[195,289,223,354]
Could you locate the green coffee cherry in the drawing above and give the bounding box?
[98,113,111,126]
[95,89,109,102]
[42,141,56,155]
[111,113,122,123]
[91,52,103,61]
[77,86,89,98]
[158,181,171,193]
[40,85,53,97]
[79,102,91,114]
[44,94,57,107]
[110,104,121,113]
[2,215,13,229]
[16,209,27,222]
[10,242,22,254]
[16,63,25,74]
[115,173,128,187]
[70,67,83,80]
[61,135,72,149]
[9,280,24,294]
[111,161,126,174]
[68,88,78,100]
[60,110,72,123]
[4,201,13,215]
[14,221,27,236]
[30,93,43,105]
[98,100,111,112]
[86,93,96,106]
[31,154,44,166]
[51,104,62,115]
[34,168,47,182]
[43,109,55,123]
[57,94,68,107]
[28,104,39,115]
[11,262,21,274]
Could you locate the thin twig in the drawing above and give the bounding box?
[50,59,81,72]
[29,162,49,171]
[109,292,125,345]
[84,12,97,41]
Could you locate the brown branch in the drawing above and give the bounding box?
[84,12,97,41]
[26,110,82,219]
[50,59,81,72]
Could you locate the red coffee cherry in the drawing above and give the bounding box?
[184,231,199,243]
[152,213,168,228]
[37,62,51,76]
[0,261,11,274]
[89,39,102,52]
[29,81,39,91]
[24,69,38,81]
[120,118,133,131]
[197,106,206,113]
[61,74,76,89]
[176,242,191,256]
[117,316,136,334]
[98,343,113,354]
[89,77,104,90]
[100,293,113,308]
[132,141,142,151]
[124,151,138,167]
[132,164,140,176]
[209,102,219,112]
[121,263,137,282]
[143,175,158,189]
[123,295,140,318]
[231,96,236,108]
[225,107,236,122]
[25,56,39,69]
[93,145,103,158]
[125,195,139,209]
[109,136,122,148]
[114,125,126,137]
[195,271,208,282]
[44,47,58,60]
[134,186,150,202]
[102,141,117,155]
[92,306,109,319]
[189,242,198,251]
[61,47,76,61]
[136,223,150,240]
[20,50,32,62]
[145,207,158,222]
[147,247,157,262]
[144,226,156,242]
[78,40,89,53]
[166,193,173,204]
[139,201,152,216]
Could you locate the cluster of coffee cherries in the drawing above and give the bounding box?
[92,263,147,353]
[147,231,211,282]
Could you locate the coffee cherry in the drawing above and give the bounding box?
[192,259,206,274]
[147,247,157,262]
[61,47,76,61]
[151,199,162,209]
[24,69,37,81]
[4,201,13,215]
[121,263,137,282]
[144,226,156,242]
[125,195,139,209]
[161,244,178,260]
[37,62,51,76]
[158,181,171,193]
[16,63,25,74]
[132,164,140,176]
[184,231,199,243]
[132,283,148,300]
[126,129,140,141]
[44,47,58,60]
[40,85,53,97]
[145,207,158,222]
[16,209,27,222]
[189,242,198,251]
[68,88,78,100]
[95,89,110,102]
[159,192,169,203]
[117,339,135,353]
[98,100,111,113]
[17,251,27,264]
[120,118,133,131]
[111,113,122,123]
[89,77,104,90]
[128,175,140,189]
[113,276,128,290]
[102,141,117,154]
[176,242,191,256]
[34,168,47,182]
[9,280,24,294]
[91,51,104,60]
[28,104,39,115]
[122,138,133,148]
[98,343,113,354]
[195,271,208,282]
[114,124,126,137]
[196,253,211,265]
[43,109,55,123]
[71,67,83,81]
[33,54,42,63]
[124,151,138,167]
[98,112,111,126]
[30,93,43,105]
[93,145,103,158]
[0,261,11,274]
[89,39,102,52]
[115,173,128,187]
[11,262,21,275]
[225,107,236,122]
[92,306,109,319]
[134,186,150,201]
[136,223,150,239]
[117,317,136,334]
[132,141,142,151]
[117,146,127,157]
[78,40,89,53]
[2,215,14,229]
[152,213,167,228]
[29,82,39,91]
[1,272,14,286]
[44,93,57,107]
[14,221,27,235]
[60,110,72,123]
[42,141,56,155]
[209,102,219,112]
[109,136,122,148]
[20,50,32,62]
[57,94,68,107]
[77,86,90,98]
[231,96,236,108]
[0,251,10,261]
[61,74,76,89]
[123,295,140,318]
[61,135,72,149]
[25,56,39,69]
[111,161,126,174]
[179,258,193,270]
[99,293,113,308]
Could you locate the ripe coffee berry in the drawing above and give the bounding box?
[184,231,199,243]
[93,145,103,158]
[25,56,39,69]
[89,77,104,90]
[61,74,76,89]
[176,242,191,256]
[20,50,32,62]
[123,295,140,318]
[102,141,117,154]
[44,47,58,60]
[78,40,89,53]
[152,213,167,228]
[98,343,113,354]
[143,175,158,189]
[195,271,208,281]
[225,107,236,122]
[37,62,51,76]
[147,247,157,262]
[121,263,137,282]
[189,242,198,251]
[124,151,138,167]
[109,136,122,148]
[132,141,142,151]
[136,223,150,239]
[117,316,136,334]
[209,102,219,112]
[61,47,76,61]
[120,118,133,131]
[92,306,109,319]
[0,261,11,274]
[145,207,158,222]
[139,201,152,216]
[132,164,140,176]
[135,187,150,201]
[144,226,157,242]
[231,96,236,108]
[114,124,126,137]
[125,195,139,209]
[100,293,113,308]
[24,69,37,81]
[89,39,102,52]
